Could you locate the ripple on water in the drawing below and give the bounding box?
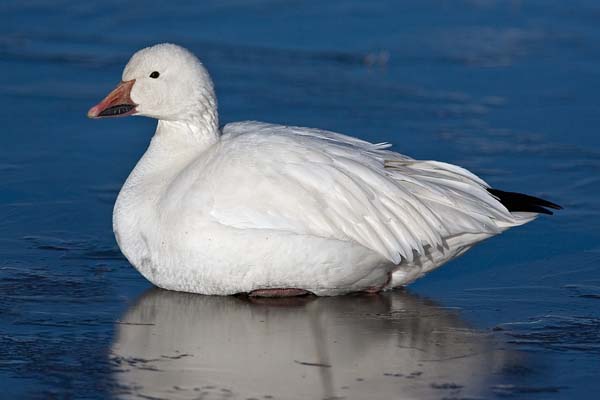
[500,315,600,354]
[24,235,124,261]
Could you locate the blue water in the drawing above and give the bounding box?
[1,1,599,399]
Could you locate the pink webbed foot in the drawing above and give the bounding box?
[248,288,314,298]
[361,272,393,294]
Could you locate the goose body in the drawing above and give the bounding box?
[89,43,560,296]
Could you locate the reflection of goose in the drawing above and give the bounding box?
[89,43,561,296]
[111,289,521,399]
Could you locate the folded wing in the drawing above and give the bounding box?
[209,122,527,264]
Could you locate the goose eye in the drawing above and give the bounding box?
[149,71,160,79]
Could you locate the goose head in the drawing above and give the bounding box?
[87,43,216,122]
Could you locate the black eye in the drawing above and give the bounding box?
[149,71,160,79]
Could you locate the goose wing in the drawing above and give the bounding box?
[204,122,522,264]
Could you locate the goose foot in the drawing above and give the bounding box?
[361,272,393,294]
[248,288,314,298]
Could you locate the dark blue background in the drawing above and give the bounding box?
[1,1,598,398]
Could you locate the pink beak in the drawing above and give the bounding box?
[87,79,137,118]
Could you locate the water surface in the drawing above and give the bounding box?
[1,1,599,399]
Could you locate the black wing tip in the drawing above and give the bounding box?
[487,188,562,216]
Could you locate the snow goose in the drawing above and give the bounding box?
[88,43,561,296]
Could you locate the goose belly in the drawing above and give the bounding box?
[117,215,394,296]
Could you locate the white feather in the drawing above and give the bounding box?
[104,44,540,296]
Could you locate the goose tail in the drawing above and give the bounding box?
[487,188,562,216]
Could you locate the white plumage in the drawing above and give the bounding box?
[88,43,558,296]
[216,121,528,264]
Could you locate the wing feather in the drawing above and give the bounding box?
[210,122,521,264]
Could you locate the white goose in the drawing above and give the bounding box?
[88,43,561,297]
